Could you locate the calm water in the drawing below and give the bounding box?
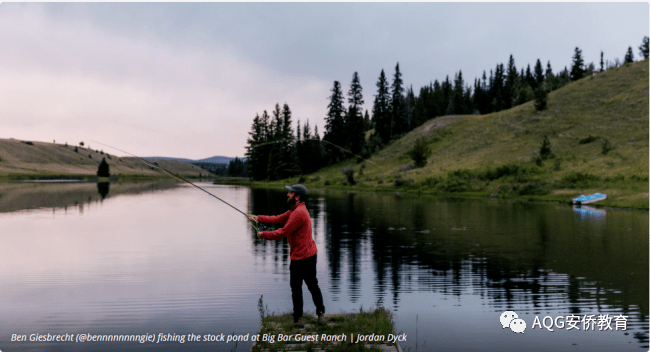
[0,181,647,351]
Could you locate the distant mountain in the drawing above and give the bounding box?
[145,156,243,164]
[196,156,239,164]
[144,156,194,163]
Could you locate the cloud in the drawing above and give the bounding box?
[0,4,330,158]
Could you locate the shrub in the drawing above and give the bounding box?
[480,163,521,181]
[394,174,404,187]
[630,175,649,182]
[539,135,552,160]
[579,135,598,144]
[602,139,613,154]
[407,137,432,168]
[553,158,562,171]
[341,165,355,185]
[21,141,34,146]
[443,169,476,192]
[423,176,442,187]
[561,172,600,188]
[516,182,551,195]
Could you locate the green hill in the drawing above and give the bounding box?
[284,59,649,208]
[0,139,205,178]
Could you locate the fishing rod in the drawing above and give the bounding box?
[92,140,264,234]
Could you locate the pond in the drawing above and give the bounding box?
[0,181,647,351]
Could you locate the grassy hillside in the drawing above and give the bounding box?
[0,139,205,178]
[270,59,649,208]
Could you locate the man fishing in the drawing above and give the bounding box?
[248,184,325,327]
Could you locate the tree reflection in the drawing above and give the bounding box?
[250,187,648,348]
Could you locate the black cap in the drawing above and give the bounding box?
[285,184,307,197]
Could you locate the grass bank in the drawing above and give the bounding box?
[253,297,398,352]
[0,138,206,178]
[225,60,649,209]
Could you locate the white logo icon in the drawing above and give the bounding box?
[510,318,527,333]
[500,311,518,328]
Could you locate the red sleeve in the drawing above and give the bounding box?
[259,211,301,241]
[258,210,291,225]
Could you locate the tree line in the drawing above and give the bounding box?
[244,37,649,181]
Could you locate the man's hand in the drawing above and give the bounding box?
[247,214,258,223]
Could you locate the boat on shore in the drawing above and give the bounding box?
[572,193,607,205]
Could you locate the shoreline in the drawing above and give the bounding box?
[215,179,649,211]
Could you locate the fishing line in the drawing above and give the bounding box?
[92,140,264,234]
[253,138,377,165]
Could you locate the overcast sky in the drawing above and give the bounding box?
[1,2,648,159]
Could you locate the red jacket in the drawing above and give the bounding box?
[258,202,317,261]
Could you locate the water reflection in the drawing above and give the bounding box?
[250,188,648,349]
[0,180,179,213]
[0,183,646,351]
[97,182,110,199]
[573,205,607,221]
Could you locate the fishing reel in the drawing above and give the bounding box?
[253,221,265,237]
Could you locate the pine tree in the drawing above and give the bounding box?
[296,120,303,172]
[624,46,634,64]
[227,157,248,177]
[347,72,365,155]
[570,47,585,81]
[363,110,371,131]
[525,64,535,89]
[245,113,267,180]
[413,84,436,126]
[534,59,544,88]
[97,157,110,177]
[324,81,347,163]
[442,75,453,114]
[433,79,446,117]
[390,63,408,137]
[544,61,557,91]
[372,70,391,144]
[477,72,490,114]
[451,70,466,114]
[534,87,547,111]
[300,120,321,174]
[473,78,484,114]
[600,51,604,71]
[539,135,552,160]
[269,103,300,179]
[404,86,416,131]
[504,55,518,109]
[639,36,649,59]
[463,85,473,115]
[545,61,553,78]
[490,64,505,112]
